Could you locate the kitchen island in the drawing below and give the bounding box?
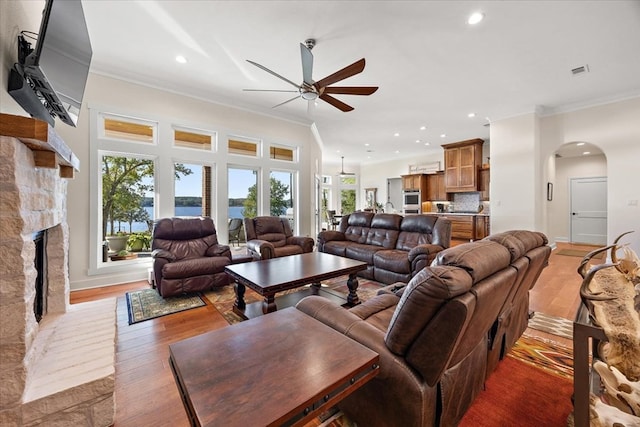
[422,212,490,241]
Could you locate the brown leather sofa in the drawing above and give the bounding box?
[296,230,550,426]
[151,217,232,297]
[244,216,314,260]
[317,212,451,284]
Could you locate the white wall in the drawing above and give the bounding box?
[489,113,542,232]
[490,97,640,254]
[548,154,607,243]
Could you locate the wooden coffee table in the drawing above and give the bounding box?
[169,307,379,427]
[225,252,367,319]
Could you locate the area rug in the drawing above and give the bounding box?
[528,311,574,340]
[125,288,205,324]
[555,248,604,258]
[303,334,574,427]
[203,276,384,325]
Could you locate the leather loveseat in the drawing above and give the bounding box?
[317,211,451,284]
[296,230,550,426]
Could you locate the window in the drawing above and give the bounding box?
[174,162,212,217]
[340,189,356,215]
[269,145,295,162]
[229,167,259,219]
[270,170,295,229]
[174,127,215,151]
[101,114,156,144]
[228,137,260,157]
[101,153,155,258]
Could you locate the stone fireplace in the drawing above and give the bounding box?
[0,114,116,426]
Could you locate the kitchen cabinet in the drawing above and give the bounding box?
[443,138,484,193]
[401,174,427,192]
[474,215,490,240]
[426,172,447,201]
[479,167,490,201]
[445,215,475,240]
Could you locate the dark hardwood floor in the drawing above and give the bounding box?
[69,241,595,426]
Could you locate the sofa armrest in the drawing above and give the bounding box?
[377,282,408,297]
[246,239,275,260]
[317,230,345,250]
[407,244,444,261]
[296,296,366,334]
[206,244,232,260]
[287,236,315,253]
[151,249,176,261]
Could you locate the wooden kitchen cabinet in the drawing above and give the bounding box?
[401,174,427,192]
[474,215,490,240]
[445,215,475,240]
[443,138,484,193]
[479,167,490,201]
[426,172,447,201]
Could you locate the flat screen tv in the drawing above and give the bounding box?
[8,0,92,127]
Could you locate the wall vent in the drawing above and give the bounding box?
[571,65,590,75]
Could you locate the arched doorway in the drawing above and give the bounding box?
[548,141,607,245]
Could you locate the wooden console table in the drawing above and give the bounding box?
[572,304,609,427]
[169,307,379,426]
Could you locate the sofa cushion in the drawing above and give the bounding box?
[365,228,400,248]
[373,250,411,274]
[345,243,385,264]
[347,211,375,227]
[484,232,526,262]
[273,245,304,258]
[370,213,403,230]
[433,240,511,283]
[162,256,230,279]
[385,265,473,355]
[322,241,350,257]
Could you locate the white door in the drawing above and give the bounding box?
[387,178,402,213]
[570,177,607,245]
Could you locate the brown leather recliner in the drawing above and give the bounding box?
[296,230,550,426]
[243,216,314,260]
[151,217,232,297]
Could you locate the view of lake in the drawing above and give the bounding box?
[121,206,246,233]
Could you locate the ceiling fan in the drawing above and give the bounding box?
[338,156,355,176]
[244,39,378,112]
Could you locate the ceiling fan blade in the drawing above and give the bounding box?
[243,89,299,93]
[323,86,379,95]
[314,58,366,89]
[300,43,314,85]
[272,95,301,109]
[246,60,300,89]
[320,93,354,112]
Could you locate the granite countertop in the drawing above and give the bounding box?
[423,212,490,217]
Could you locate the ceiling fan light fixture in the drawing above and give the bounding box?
[301,91,318,100]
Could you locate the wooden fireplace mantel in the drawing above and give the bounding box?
[0,113,80,178]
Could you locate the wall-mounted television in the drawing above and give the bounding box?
[8,0,92,127]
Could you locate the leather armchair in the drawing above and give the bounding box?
[151,217,232,297]
[243,216,314,260]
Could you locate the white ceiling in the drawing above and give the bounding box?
[82,1,640,164]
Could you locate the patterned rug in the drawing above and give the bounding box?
[510,333,574,378]
[203,275,384,324]
[528,311,574,340]
[125,288,205,324]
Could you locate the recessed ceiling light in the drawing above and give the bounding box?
[582,151,591,155]
[440,134,446,138]
[420,126,426,130]
[415,139,421,143]
[394,132,400,137]
[395,150,400,154]
[468,112,476,118]
[424,142,430,146]
[175,55,187,64]
[365,143,370,146]
[576,142,585,146]
[468,12,484,25]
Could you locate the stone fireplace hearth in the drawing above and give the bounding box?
[0,114,116,426]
